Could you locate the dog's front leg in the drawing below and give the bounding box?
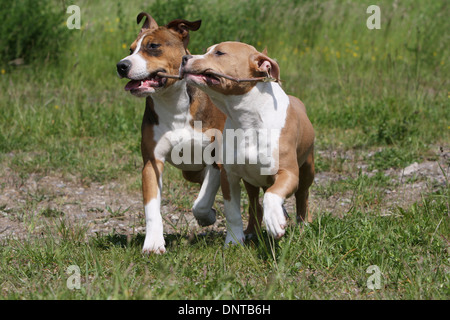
[192,165,220,226]
[141,158,165,254]
[263,169,299,239]
[221,169,245,246]
[140,99,166,254]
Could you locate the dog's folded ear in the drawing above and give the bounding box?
[137,12,158,32]
[166,19,202,48]
[251,52,281,82]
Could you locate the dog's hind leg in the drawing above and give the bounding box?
[243,181,262,239]
[295,149,315,224]
[221,169,245,246]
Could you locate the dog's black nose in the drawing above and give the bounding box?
[117,60,132,77]
[182,55,192,67]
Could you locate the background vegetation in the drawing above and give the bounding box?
[0,0,448,299]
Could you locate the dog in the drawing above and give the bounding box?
[117,15,261,253]
[116,13,228,254]
[180,41,315,244]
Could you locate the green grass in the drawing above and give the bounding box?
[1,193,448,299]
[0,0,448,179]
[0,0,449,299]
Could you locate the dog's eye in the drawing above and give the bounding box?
[129,48,133,55]
[215,50,226,56]
[148,43,161,49]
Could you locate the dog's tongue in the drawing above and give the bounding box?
[125,80,141,91]
[124,78,162,91]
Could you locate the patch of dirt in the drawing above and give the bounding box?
[0,147,448,242]
[0,170,139,240]
[308,146,448,214]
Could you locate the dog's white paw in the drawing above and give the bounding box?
[142,235,166,254]
[263,193,286,239]
[193,207,217,226]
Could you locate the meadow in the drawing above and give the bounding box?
[0,0,448,300]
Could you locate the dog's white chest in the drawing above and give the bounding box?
[153,120,210,171]
[148,82,209,171]
[220,83,289,186]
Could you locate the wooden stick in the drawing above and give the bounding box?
[157,71,277,83]
[156,72,182,80]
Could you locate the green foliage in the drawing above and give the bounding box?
[147,0,273,52]
[0,0,68,65]
[0,193,448,299]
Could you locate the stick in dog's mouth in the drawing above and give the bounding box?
[181,69,277,84]
[155,72,182,80]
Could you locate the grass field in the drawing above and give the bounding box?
[0,0,449,300]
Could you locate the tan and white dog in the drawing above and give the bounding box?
[180,42,315,244]
[116,13,229,254]
[117,15,261,253]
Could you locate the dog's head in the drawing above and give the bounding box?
[117,12,201,97]
[180,41,280,96]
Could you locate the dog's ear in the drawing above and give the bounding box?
[251,52,280,82]
[166,19,202,48]
[137,12,158,32]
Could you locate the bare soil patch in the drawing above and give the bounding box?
[1,147,448,242]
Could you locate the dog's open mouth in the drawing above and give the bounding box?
[124,74,167,92]
[184,71,221,86]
